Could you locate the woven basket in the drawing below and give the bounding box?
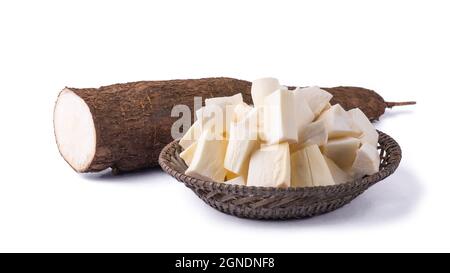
[159,131,401,220]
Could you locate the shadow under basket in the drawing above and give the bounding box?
[159,131,402,220]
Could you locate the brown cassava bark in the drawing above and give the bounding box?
[323,86,415,121]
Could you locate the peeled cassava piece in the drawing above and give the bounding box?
[317,104,361,138]
[223,108,259,177]
[322,137,361,170]
[179,120,203,150]
[179,141,197,166]
[351,143,380,179]
[262,88,298,144]
[291,145,335,187]
[290,148,312,187]
[185,128,228,182]
[205,93,244,133]
[232,102,253,123]
[179,107,220,149]
[292,88,315,138]
[289,119,327,154]
[247,143,291,188]
[298,119,327,148]
[54,77,413,173]
[324,156,352,184]
[294,86,332,117]
[305,145,335,187]
[250,77,281,107]
[348,108,379,147]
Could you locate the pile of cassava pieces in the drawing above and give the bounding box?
[179,78,380,188]
[53,77,414,174]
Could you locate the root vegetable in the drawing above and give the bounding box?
[317,104,361,138]
[351,143,381,179]
[54,77,413,173]
[247,143,291,188]
[185,128,228,182]
[54,78,250,173]
[179,142,197,166]
[349,108,379,147]
[298,119,328,148]
[292,88,315,138]
[322,137,361,170]
[324,156,352,184]
[232,103,252,122]
[223,109,259,176]
[294,86,333,116]
[262,89,298,144]
[250,77,280,107]
[290,148,313,187]
[305,145,335,186]
[291,145,335,187]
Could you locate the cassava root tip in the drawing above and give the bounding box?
[385,101,417,108]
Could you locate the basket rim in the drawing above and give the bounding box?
[158,130,401,195]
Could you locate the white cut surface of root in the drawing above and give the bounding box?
[54,89,96,172]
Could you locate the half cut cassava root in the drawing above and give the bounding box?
[53,77,414,173]
[54,78,251,173]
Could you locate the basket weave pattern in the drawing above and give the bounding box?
[159,131,401,220]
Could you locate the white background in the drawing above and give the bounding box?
[0,0,448,252]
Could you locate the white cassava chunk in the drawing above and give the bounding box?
[324,156,352,184]
[322,137,360,170]
[205,93,243,109]
[263,89,298,144]
[179,121,201,149]
[185,128,228,182]
[306,145,335,186]
[232,102,253,122]
[226,176,246,186]
[293,88,315,137]
[178,106,219,150]
[247,143,290,188]
[256,105,268,142]
[251,77,281,106]
[290,148,313,187]
[204,93,243,134]
[224,108,259,176]
[349,108,379,147]
[194,106,208,122]
[351,143,380,179]
[299,119,328,148]
[291,145,335,187]
[180,142,197,166]
[179,117,215,150]
[321,102,332,114]
[294,86,333,116]
[318,104,361,138]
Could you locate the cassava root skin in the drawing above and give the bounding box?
[323,86,416,121]
[54,77,414,173]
